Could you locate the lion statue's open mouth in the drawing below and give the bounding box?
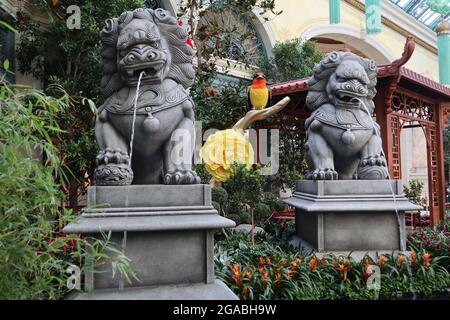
[121,60,166,85]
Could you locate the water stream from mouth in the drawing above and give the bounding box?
[358,98,417,299]
[119,71,145,291]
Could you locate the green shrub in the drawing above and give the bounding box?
[227,214,242,226]
[261,192,286,213]
[254,203,271,222]
[239,212,252,225]
[403,179,427,207]
[212,201,221,212]
[212,186,228,207]
[0,80,136,299]
[407,220,450,269]
[192,163,212,184]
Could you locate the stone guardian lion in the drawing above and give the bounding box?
[305,51,388,180]
[94,8,200,185]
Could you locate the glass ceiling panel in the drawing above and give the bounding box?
[390,0,450,31]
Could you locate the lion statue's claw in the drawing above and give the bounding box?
[164,170,201,185]
[361,155,387,167]
[94,149,133,186]
[307,168,338,181]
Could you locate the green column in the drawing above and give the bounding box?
[365,0,382,35]
[329,0,341,24]
[437,20,450,84]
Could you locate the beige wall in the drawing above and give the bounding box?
[266,0,439,80]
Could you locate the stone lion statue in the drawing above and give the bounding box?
[304,51,388,180]
[94,8,201,185]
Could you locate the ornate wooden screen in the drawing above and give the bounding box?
[386,88,444,223]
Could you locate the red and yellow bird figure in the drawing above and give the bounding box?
[247,73,271,111]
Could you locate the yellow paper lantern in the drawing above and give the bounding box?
[200,129,254,182]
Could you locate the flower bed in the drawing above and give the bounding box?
[215,229,450,300]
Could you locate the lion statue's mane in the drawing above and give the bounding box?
[99,8,195,97]
[306,51,378,113]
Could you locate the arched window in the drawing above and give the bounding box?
[196,7,266,67]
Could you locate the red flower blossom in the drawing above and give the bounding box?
[231,263,242,286]
[308,256,318,270]
[378,255,386,267]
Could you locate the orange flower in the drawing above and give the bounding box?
[266,256,271,266]
[258,265,264,274]
[309,256,318,270]
[408,251,416,264]
[290,257,302,271]
[231,263,242,286]
[275,273,282,282]
[398,254,405,266]
[422,252,431,267]
[245,268,253,279]
[364,258,373,281]
[332,258,338,267]
[287,270,297,277]
[335,264,350,280]
[378,255,386,267]
[242,286,249,299]
[258,256,265,266]
[261,271,270,285]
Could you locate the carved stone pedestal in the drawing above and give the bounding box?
[63,185,238,300]
[284,180,422,259]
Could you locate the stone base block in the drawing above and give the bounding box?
[285,180,422,253]
[68,280,238,300]
[63,185,237,300]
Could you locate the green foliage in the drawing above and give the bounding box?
[192,76,249,130]
[443,127,450,166]
[212,186,229,205]
[0,80,136,299]
[258,39,324,83]
[407,220,450,269]
[215,232,450,300]
[222,163,266,211]
[228,214,242,225]
[261,192,286,213]
[192,163,213,184]
[253,203,271,222]
[403,179,427,207]
[264,220,296,249]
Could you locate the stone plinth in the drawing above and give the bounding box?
[284,180,422,254]
[63,185,237,300]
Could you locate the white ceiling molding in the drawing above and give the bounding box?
[301,24,395,64]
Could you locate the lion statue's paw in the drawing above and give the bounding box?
[164,170,201,185]
[360,155,387,167]
[94,148,133,186]
[306,168,338,181]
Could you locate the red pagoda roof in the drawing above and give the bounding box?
[270,36,450,100]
